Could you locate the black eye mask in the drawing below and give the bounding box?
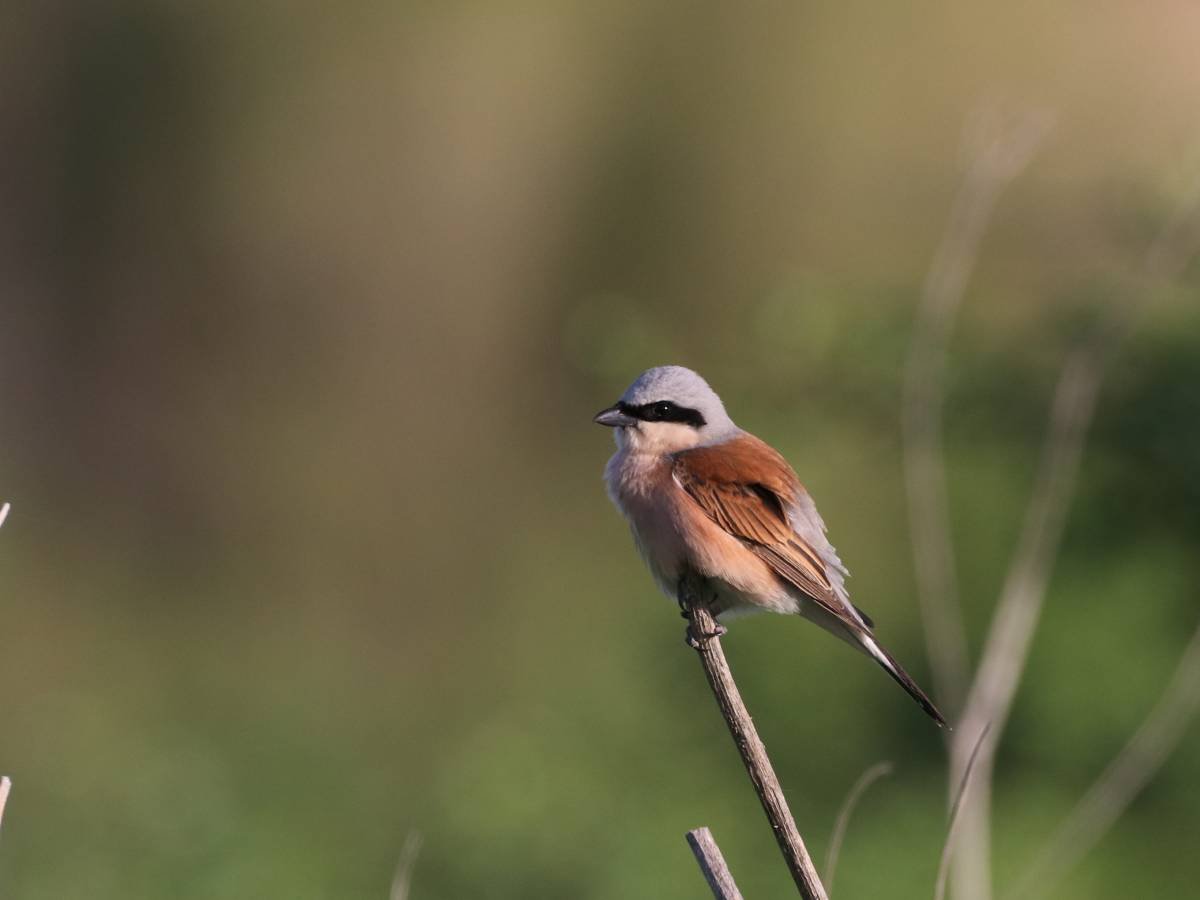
[618,400,707,428]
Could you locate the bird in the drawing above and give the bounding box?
[594,365,946,727]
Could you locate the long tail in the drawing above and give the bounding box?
[860,635,948,728]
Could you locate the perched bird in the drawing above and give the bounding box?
[595,365,946,727]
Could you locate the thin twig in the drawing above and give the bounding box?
[1005,620,1200,900]
[948,172,1200,900]
[1,515,11,833]
[0,521,9,836]
[823,761,893,897]
[935,723,991,900]
[680,574,829,900]
[903,109,1054,716]
[389,830,422,900]
[687,827,746,900]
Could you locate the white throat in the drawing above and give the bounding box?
[615,421,707,456]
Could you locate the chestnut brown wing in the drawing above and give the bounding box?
[672,435,861,629]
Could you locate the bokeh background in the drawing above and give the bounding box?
[2,3,1199,898]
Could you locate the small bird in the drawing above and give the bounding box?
[595,365,946,726]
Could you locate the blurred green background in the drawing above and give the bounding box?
[2,3,1199,898]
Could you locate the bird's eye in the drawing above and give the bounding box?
[635,399,705,428]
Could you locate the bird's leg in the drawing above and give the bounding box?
[678,574,727,647]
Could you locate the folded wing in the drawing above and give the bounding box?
[672,434,948,727]
[671,434,862,631]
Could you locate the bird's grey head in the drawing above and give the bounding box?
[593,365,739,454]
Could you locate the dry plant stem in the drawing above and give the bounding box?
[935,724,991,900]
[0,519,8,832]
[389,831,422,900]
[948,178,1200,900]
[687,827,746,900]
[948,344,1100,900]
[0,776,10,835]
[903,110,1054,716]
[1006,620,1200,900]
[823,761,893,898]
[681,576,829,900]
[948,314,1128,900]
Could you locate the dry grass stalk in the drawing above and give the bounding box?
[1005,620,1200,900]
[389,830,422,900]
[680,574,829,900]
[823,761,893,897]
[686,827,745,900]
[946,172,1200,900]
[935,724,991,900]
[0,776,11,835]
[903,110,1054,716]
[906,109,1200,900]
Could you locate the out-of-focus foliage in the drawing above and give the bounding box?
[1,3,1198,898]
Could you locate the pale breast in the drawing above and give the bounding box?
[605,451,689,591]
[605,449,796,614]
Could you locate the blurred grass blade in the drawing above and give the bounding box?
[1006,621,1200,900]
[824,761,893,897]
[0,776,11,835]
[390,830,422,900]
[936,723,991,900]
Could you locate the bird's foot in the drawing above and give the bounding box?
[684,620,728,648]
[678,602,723,620]
[678,589,721,618]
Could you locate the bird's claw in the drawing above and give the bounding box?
[684,621,727,648]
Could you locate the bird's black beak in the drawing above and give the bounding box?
[593,405,636,428]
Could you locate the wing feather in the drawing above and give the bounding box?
[673,435,862,630]
[675,435,947,726]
